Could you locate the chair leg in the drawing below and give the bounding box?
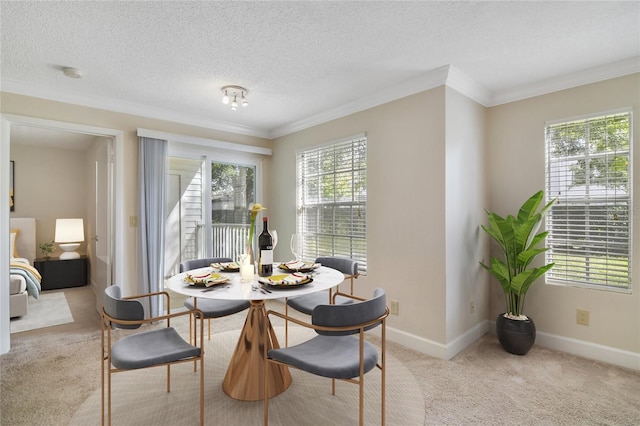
[285,299,289,347]
[107,368,112,426]
[381,324,386,426]
[263,316,269,425]
[359,373,364,426]
[101,328,105,426]
[167,364,171,392]
[199,354,204,426]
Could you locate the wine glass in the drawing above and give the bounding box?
[290,233,302,261]
[270,230,278,250]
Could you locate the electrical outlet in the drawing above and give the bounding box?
[576,309,590,326]
[390,300,399,315]
[470,302,475,314]
[129,216,138,227]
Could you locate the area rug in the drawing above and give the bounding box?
[10,292,74,334]
[70,327,425,425]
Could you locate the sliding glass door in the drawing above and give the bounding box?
[164,154,257,278]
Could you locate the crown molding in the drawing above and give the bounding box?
[3,57,638,141]
[444,66,492,106]
[269,66,455,138]
[0,78,271,139]
[488,56,640,106]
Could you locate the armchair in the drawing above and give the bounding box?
[180,257,251,342]
[101,285,205,426]
[285,256,359,345]
[264,288,388,425]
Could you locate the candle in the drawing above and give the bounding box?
[240,263,254,282]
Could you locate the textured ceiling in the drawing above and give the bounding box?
[1,1,639,139]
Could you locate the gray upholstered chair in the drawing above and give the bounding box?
[101,285,204,426]
[180,257,251,342]
[285,256,359,345]
[264,288,388,426]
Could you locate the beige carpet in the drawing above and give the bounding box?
[2,289,639,425]
[71,327,422,425]
[10,291,74,334]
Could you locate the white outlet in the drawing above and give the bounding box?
[390,300,399,315]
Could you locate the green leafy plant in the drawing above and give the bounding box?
[39,241,55,258]
[480,191,556,319]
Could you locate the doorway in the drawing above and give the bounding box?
[1,114,124,353]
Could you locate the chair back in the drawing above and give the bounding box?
[315,256,358,277]
[179,257,233,272]
[103,285,144,329]
[312,288,386,336]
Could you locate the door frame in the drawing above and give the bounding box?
[0,114,124,354]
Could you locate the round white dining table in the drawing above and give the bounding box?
[165,264,344,401]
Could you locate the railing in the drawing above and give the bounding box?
[212,223,250,261]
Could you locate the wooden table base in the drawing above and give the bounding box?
[222,300,292,401]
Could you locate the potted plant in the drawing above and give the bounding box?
[480,190,556,355]
[39,241,55,259]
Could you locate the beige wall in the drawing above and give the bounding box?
[445,87,489,342]
[2,92,271,296]
[273,87,453,346]
[9,143,88,258]
[486,73,640,354]
[2,72,638,362]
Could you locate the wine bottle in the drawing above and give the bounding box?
[258,217,273,277]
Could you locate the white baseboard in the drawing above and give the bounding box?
[386,320,639,371]
[534,331,640,371]
[386,320,490,360]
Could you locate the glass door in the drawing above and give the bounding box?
[210,162,255,260]
[164,155,256,277]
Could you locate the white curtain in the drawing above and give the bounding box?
[137,137,167,316]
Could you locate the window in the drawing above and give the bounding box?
[296,135,367,272]
[545,111,632,290]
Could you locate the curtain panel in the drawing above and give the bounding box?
[137,136,168,316]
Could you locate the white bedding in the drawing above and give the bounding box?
[9,218,40,298]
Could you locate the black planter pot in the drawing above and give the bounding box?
[495,314,536,355]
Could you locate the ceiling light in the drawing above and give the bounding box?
[221,85,248,110]
[62,67,83,79]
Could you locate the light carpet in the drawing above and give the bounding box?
[71,327,424,425]
[10,291,74,334]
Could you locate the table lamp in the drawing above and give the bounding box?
[55,218,84,260]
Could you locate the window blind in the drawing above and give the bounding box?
[296,136,367,272]
[545,111,632,289]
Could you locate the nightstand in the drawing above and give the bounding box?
[34,256,88,291]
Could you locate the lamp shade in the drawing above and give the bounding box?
[55,218,84,243]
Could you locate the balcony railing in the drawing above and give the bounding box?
[212,223,250,261]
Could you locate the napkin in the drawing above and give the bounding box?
[211,262,239,270]
[185,272,229,287]
[262,273,312,285]
[282,260,320,270]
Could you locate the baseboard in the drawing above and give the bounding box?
[386,320,639,371]
[535,331,640,371]
[386,320,490,360]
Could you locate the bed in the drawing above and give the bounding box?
[9,218,41,318]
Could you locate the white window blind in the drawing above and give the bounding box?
[296,135,367,272]
[545,111,632,290]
